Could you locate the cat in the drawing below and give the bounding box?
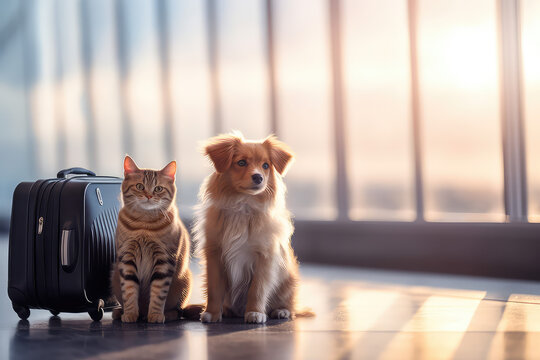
[111,155,195,323]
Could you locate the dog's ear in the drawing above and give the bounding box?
[264,135,294,176]
[124,155,140,176]
[205,134,241,173]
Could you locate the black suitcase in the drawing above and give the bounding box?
[8,168,122,321]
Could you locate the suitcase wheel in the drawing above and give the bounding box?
[88,299,104,321]
[50,310,60,316]
[13,304,30,320]
[88,308,104,322]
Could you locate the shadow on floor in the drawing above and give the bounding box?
[9,316,293,360]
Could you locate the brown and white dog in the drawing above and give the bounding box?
[194,132,306,323]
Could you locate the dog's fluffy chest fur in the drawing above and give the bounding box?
[219,205,266,313]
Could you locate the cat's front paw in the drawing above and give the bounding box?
[148,312,165,324]
[121,312,138,323]
[200,311,222,323]
[245,311,267,324]
[270,309,291,319]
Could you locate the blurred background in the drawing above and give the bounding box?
[0,0,539,227]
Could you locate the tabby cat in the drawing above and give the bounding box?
[111,155,193,323]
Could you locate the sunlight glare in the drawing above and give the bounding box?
[436,26,498,90]
[379,295,482,360]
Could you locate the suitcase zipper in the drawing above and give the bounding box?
[96,188,103,206]
[37,217,44,235]
[34,180,56,309]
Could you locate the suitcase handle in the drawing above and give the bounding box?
[57,168,96,178]
[61,229,77,270]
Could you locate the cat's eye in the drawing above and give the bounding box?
[262,163,269,170]
[136,183,144,191]
[154,186,163,193]
[237,160,247,167]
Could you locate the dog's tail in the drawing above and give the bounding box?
[181,304,205,320]
[295,308,315,318]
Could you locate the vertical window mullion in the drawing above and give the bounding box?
[156,0,175,161]
[206,0,222,135]
[114,0,133,156]
[407,0,425,222]
[53,0,66,170]
[265,0,278,136]
[22,0,38,178]
[79,0,97,171]
[329,0,349,220]
[499,0,527,222]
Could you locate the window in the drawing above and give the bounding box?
[218,0,269,139]
[168,0,212,214]
[0,0,533,225]
[275,0,335,219]
[418,0,504,221]
[522,0,540,222]
[343,0,415,221]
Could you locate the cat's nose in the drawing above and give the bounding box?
[146,194,153,199]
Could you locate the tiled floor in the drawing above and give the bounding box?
[2,236,540,360]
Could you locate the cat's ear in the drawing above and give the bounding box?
[124,155,140,176]
[204,134,242,173]
[160,161,176,180]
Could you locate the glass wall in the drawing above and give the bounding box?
[121,0,166,167]
[218,0,269,139]
[85,0,124,176]
[0,0,530,223]
[274,0,336,219]
[522,0,540,222]
[418,0,504,221]
[0,1,31,218]
[343,0,415,221]
[168,0,212,215]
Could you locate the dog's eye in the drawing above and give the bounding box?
[237,160,247,167]
[136,183,144,191]
[262,163,269,169]
[154,186,163,193]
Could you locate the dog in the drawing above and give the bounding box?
[193,132,308,323]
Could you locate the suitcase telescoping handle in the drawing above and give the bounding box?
[57,167,96,178]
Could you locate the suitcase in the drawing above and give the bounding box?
[8,168,122,321]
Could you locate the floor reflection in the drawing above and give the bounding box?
[1,237,540,359]
[453,296,508,359]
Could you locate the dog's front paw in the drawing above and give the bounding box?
[245,311,267,324]
[147,312,165,324]
[270,309,291,320]
[200,311,222,323]
[121,312,138,323]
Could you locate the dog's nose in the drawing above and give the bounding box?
[252,174,263,185]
